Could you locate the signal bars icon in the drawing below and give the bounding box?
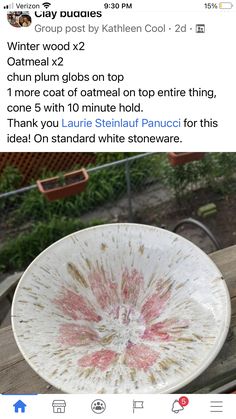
[42,2,51,8]
[4,3,14,9]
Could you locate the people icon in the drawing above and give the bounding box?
[91,399,106,414]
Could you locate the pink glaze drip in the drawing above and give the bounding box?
[142,319,189,341]
[54,288,101,322]
[125,343,159,370]
[141,291,170,323]
[54,267,178,372]
[88,270,118,310]
[142,322,171,341]
[59,323,98,346]
[121,268,144,305]
[78,349,118,371]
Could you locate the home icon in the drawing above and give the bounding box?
[13,400,27,413]
[52,400,66,413]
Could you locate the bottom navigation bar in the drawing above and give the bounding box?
[1,394,236,419]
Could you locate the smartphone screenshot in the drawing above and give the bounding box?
[0,1,235,418]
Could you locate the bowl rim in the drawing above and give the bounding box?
[11,223,231,393]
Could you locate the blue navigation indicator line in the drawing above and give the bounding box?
[1,394,38,396]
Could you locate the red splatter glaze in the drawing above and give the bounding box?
[54,268,182,372]
[142,319,188,341]
[78,349,118,370]
[125,343,159,370]
[121,268,144,305]
[88,270,117,310]
[59,323,98,346]
[142,322,171,341]
[141,291,170,322]
[54,288,101,322]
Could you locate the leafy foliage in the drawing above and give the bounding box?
[0,166,22,211]
[0,166,22,192]
[161,153,236,200]
[1,153,236,272]
[0,217,102,272]
[9,154,163,225]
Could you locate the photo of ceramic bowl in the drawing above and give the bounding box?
[12,224,231,393]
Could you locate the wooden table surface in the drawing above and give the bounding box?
[0,245,236,394]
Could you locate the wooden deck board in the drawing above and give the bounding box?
[0,245,236,394]
[0,272,23,299]
[0,325,59,394]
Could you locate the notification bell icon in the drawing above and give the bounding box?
[172,396,189,413]
[172,400,184,414]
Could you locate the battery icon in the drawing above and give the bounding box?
[219,2,234,8]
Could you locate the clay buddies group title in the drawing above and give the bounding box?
[34,10,103,20]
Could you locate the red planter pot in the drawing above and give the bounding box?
[37,168,89,201]
[168,152,205,166]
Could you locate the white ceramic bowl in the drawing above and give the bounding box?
[12,224,231,393]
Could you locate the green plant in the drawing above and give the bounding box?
[213,153,236,193]
[0,166,22,192]
[95,152,136,165]
[10,154,163,225]
[2,152,236,265]
[163,161,203,201]
[0,217,103,272]
[0,166,23,211]
[161,153,236,202]
[129,154,164,190]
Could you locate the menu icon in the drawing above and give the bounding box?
[210,400,223,413]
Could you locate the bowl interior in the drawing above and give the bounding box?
[12,224,230,393]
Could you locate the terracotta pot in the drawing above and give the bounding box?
[37,168,89,201]
[168,152,205,166]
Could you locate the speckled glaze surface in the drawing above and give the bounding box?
[12,224,231,393]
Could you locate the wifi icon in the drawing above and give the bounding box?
[42,2,51,8]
